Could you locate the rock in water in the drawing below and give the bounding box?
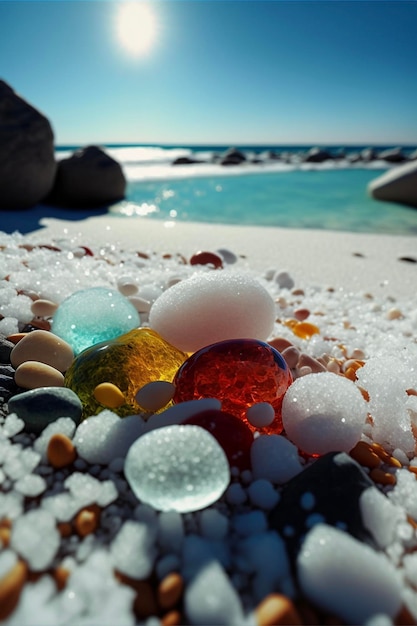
[0,80,57,209]
[48,145,126,207]
[64,328,187,418]
[368,160,417,209]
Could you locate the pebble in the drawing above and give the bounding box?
[0,559,28,621]
[30,298,59,318]
[246,403,275,428]
[157,572,184,610]
[8,387,83,434]
[189,250,223,269]
[47,433,77,468]
[255,593,302,626]
[135,381,176,412]
[149,272,276,352]
[93,382,125,409]
[124,425,230,513]
[282,372,367,455]
[14,361,65,389]
[10,329,74,372]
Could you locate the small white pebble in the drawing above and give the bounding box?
[246,403,275,428]
[135,381,176,412]
[247,479,280,510]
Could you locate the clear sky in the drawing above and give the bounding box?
[1,0,417,146]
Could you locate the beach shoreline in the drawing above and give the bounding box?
[20,214,417,300]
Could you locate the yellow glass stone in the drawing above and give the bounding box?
[291,321,320,339]
[64,328,187,419]
[93,382,125,409]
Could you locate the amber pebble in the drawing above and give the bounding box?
[370,442,393,464]
[0,559,28,621]
[53,566,70,591]
[74,505,101,537]
[408,466,417,478]
[0,527,11,547]
[157,572,184,611]
[292,321,320,339]
[161,610,183,626]
[349,441,381,469]
[10,329,74,372]
[133,581,159,619]
[189,250,223,269]
[370,467,396,486]
[135,381,176,412]
[255,593,302,626]
[57,521,73,537]
[6,332,27,345]
[47,433,77,468]
[31,299,59,318]
[93,382,125,409]
[14,361,65,389]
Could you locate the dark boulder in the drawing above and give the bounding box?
[172,156,202,165]
[304,147,333,163]
[47,145,126,208]
[377,147,407,163]
[0,80,57,209]
[220,147,247,166]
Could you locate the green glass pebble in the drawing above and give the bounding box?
[64,328,187,419]
[52,287,140,355]
[8,387,83,434]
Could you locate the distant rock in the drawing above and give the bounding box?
[220,147,247,166]
[360,148,377,162]
[172,156,202,165]
[304,147,333,163]
[0,80,57,209]
[368,160,417,209]
[377,147,407,163]
[47,145,126,208]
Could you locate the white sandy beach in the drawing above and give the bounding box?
[23,215,417,299]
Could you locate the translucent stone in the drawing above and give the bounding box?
[173,339,292,434]
[65,328,187,419]
[52,287,140,355]
[124,425,230,512]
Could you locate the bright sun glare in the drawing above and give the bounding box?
[116,2,157,57]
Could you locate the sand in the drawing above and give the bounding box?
[21,214,417,299]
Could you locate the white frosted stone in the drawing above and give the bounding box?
[251,434,303,484]
[2,413,25,438]
[11,509,60,571]
[360,486,407,549]
[125,425,230,512]
[14,474,47,497]
[184,560,245,626]
[74,411,145,464]
[149,271,276,352]
[282,372,367,455]
[297,524,402,624]
[111,520,157,579]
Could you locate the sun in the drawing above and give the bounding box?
[115,2,157,57]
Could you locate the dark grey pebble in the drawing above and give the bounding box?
[7,387,83,434]
[269,452,376,573]
[0,337,14,363]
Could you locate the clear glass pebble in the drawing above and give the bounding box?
[124,425,230,513]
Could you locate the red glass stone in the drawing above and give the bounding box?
[173,339,293,434]
[189,251,223,269]
[183,409,254,470]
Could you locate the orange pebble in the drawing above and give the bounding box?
[52,566,70,591]
[6,332,27,344]
[0,527,11,547]
[47,433,77,468]
[255,594,303,626]
[157,572,184,611]
[292,321,320,340]
[349,441,381,469]
[74,505,101,537]
[57,521,73,538]
[370,467,396,486]
[161,610,183,626]
[0,559,28,621]
[408,466,417,477]
[370,442,395,464]
[93,382,125,409]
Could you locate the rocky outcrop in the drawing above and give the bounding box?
[220,148,247,166]
[47,145,126,208]
[378,147,407,163]
[304,147,334,163]
[368,160,417,209]
[0,80,57,209]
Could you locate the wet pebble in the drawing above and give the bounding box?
[14,361,65,389]
[8,387,83,434]
[30,299,59,318]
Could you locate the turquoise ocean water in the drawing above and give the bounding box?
[56,144,417,236]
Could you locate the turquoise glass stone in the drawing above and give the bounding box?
[52,287,140,355]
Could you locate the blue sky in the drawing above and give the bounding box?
[1,0,417,146]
